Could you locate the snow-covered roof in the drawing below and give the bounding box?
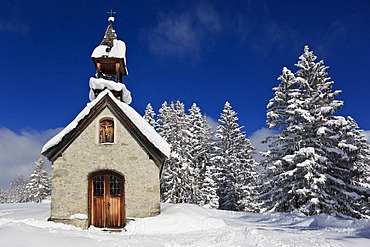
[89,77,132,104]
[91,19,128,75]
[41,89,170,158]
[91,39,127,59]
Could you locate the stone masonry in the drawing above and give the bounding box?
[50,107,161,229]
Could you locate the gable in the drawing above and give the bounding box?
[42,91,169,168]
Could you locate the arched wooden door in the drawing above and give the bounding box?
[88,171,125,228]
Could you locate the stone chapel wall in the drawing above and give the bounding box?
[50,107,161,229]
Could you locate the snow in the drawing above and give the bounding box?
[91,39,127,60]
[41,100,93,153]
[326,147,345,156]
[110,91,171,157]
[42,90,170,158]
[70,214,88,220]
[317,126,328,135]
[89,77,132,104]
[126,204,226,233]
[297,147,315,155]
[1,202,370,247]
[91,34,128,75]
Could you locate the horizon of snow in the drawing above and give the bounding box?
[41,89,170,158]
[1,202,370,246]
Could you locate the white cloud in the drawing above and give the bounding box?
[0,127,61,189]
[362,130,370,144]
[144,3,222,59]
[204,115,218,133]
[195,3,222,33]
[248,127,277,162]
[146,13,200,58]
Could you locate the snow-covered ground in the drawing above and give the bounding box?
[1,202,369,247]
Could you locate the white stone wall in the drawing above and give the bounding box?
[50,107,161,229]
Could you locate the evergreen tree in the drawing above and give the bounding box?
[187,103,213,204]
[261,46,370,218]
[342,117,370,190]
[26,156,51,203]
[235,135,259,212]
[200,164,219,208]
[7,175,28,203]
[0,188,7,203]
[143,103,157,128]
[324,116,370,217]
[211,102,257,211]
[158,101,192,203]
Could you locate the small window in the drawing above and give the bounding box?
[100,119,114,143]
[93,176,104,196]
[109,175,122,196]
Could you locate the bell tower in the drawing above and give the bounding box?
[91,11,129,102]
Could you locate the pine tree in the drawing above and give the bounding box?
[200,164,219,208]
[324,116,370,218]
[342,117,370,190]
[0,188,7,203]
[199,116,219,208]
[26,156,51,203]
[260,46,370,218]
[158,101,193,203]
[143,103,157,128]
[7,175,28,203]
[187,103,213,204]
[260,65,317,214]
[235,135,259,212]
[211,102,257,211]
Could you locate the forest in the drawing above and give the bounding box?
[2,46,370,219]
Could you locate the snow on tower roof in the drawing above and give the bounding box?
[91,18,128,75]
[41,89,170,158]
[88,77,132,104]
[91,39,127,59]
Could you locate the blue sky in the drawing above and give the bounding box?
[1,0,370,188]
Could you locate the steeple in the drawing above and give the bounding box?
[100,14,116,49]
[91,12,130,103]
[91,12,128,80]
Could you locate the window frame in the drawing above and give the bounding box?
[99,117,115,144]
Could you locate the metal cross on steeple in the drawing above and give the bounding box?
[107,9,116,17]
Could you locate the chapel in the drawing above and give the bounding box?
[42,15,170,229]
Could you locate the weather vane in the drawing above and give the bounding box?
[107,9,116,17]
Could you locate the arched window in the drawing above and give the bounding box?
[99,119,114,143]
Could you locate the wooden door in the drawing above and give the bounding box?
[89,171,125,228]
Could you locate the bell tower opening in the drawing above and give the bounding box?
[91,10,129,102]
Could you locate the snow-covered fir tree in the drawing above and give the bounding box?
[187,103,213,205]
[260,46,370,218]
[143,103,157,128]
[156,100,258,210]
[200,164,219,208]
[211,102,257,211]
[7,175,28,203]
[344,117,370,192]
[0,189,7,203]
[26,156,51,203]
[158,101,193,203]
[324,116,370,217]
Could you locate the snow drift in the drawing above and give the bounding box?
[1,202,370,247]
